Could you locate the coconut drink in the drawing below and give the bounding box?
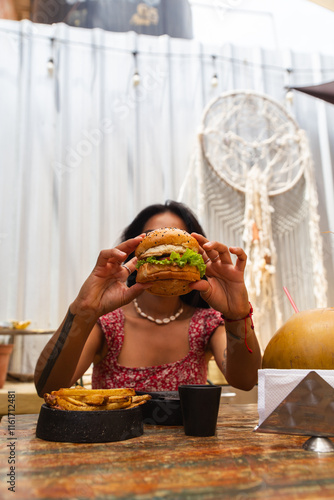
[262,308,334,369]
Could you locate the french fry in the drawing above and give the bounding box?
[82,395,131,406]
[127,401,148,409]
[63,396,87,407]
[80,395,108,406]
[53,387,136,397]
[56,397,92,411]
[80,394,107,406]
[103,400,133,410]
[49,396,132,411]
[131,394,151,403]
[44,388,151,411]
[56,397,95,411]
[126,394,152,409]
[44,393,57,407]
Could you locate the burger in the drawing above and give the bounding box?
[135,227,206,296]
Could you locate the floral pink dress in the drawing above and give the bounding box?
[92,308,223,391]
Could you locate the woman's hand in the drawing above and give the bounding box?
[190,233,250,319]
[71,236,149,318]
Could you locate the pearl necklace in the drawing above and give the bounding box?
[133,298,183,325]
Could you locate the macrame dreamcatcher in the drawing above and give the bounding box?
[179,90,328,349]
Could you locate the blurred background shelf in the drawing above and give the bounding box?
[0,380,44,416]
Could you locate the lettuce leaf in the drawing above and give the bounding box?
[136,248,206,278]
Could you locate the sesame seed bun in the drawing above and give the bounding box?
[135,227,203,296]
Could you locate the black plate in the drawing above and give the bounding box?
[36,404,144,443]
[136,391,183,426]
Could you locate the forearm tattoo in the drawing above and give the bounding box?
[36,309,75,394]
[226,329,242,341]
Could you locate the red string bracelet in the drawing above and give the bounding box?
[221,303,254,353]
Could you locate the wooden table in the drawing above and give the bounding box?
[1,404,334,499]
[0,328,54,337]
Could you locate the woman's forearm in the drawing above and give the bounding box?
[224,317,262,391]
[34,305,99,396]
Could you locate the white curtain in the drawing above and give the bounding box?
[0,19,333,373]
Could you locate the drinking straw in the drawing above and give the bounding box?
[283,287,299,313]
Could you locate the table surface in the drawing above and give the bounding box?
[0,328,54,336]
[1,404,334,500]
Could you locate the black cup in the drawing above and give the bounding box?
[178,384,222,437]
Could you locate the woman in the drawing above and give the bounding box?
[34,201,261,396]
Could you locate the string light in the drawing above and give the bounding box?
[0,25,332,76]
[132,51,140,86]
[47,38,55,77]
[0,26,325,93]
[211,55,218,87]
[133,71,140,86]
[285,89,294,104]
[284,68,294,106]
[47,58,54,76]
[211,74,218,87]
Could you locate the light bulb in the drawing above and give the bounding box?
[47,58,54,76]
[133,72,140,86]
[285,90,294,103]
[211,74,218,87]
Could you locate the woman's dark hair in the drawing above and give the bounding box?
[121,200,209,308]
